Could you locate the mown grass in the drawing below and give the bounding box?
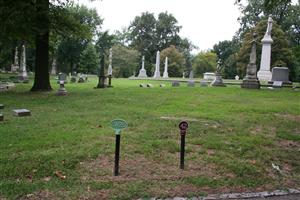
[0,75,299,199]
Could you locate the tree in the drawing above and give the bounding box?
[192,51,217,77]
[160,45,186,77]
[78,43,99,74]
[111,45,140,78]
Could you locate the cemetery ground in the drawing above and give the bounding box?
[0,76,299,199]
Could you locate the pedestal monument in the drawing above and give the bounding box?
[11,47,19,73]
[257,15,273,81]
[153,51,161,78]
[138,56,147,78]
[107,48,113,76]
[163,57,169,78]
[241,33,260,89]
[211,60,226,87]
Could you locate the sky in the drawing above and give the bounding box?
[76,0,242,53]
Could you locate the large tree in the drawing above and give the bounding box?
[192,51,217,77]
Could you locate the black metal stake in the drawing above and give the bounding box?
[180,134,185,169]
[114,134,121,176]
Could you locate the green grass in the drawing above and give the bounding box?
[0,76,300,199]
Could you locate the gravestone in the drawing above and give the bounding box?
[138,56,148,78]
[0,114,3,121]
[203,72,215,81]
[18,45,28,81]
[0,104,4,109]
[272,81,283,88]
[139,83,145,87]
[11,47,19,73]
[153,51,161,78]
[160,84,166,87]
[241,33,260,89]
[107,48,113,76]
[163,57,169,78]
[187,81,195,87]
[57,73,67,84]
[56,81,67,96]
[13,109,31,117]
[200,81,208,87]
[77,74,85,83]
[270,67,291,84]
[71,76,76,83]
[172,81,180,87]
[235,75,240,80]
[211,60,226,87]
[147,83,153,88]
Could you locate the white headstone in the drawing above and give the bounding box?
[138,56,147,78]
[163,57,169,78]
[107,48,113,76]
[153,51,161,78]
[51,58,57,75]
[18,45,28,80]
[257,15,273,81]
[235,75,239,80]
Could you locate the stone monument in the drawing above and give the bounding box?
[51,59,57,75]
[241,33,260,89]
[187,70,195,87]
[257,15,273,81]
[96,55,107,88]
[11,47,19,73]
[107,48,113,76]
[18,45,28,81]
[153,51,161,78]
[270,67,292,85]
[138,56,147,78]
[163,57,169,78]
[211,60,226,87]
[56,81,68,96]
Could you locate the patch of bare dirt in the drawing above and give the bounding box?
[19,190,56,200]
[274,113,300,123]
[277,140,300,149]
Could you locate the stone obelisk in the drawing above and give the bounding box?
[107,48,113,76]
[11,47,19,73]
[241,33,260,89]
[257,15,273,81]
[138,56,147,78]
[18,45,28,81]
[163,57,169,78]
[153,51,161,78]
[51,58,57,75]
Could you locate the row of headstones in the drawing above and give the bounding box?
[139,81,211,88]
[57,73,88,84]
[0,104,31,122]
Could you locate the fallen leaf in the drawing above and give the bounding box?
[43,176,52,182]
[54,171,66,179]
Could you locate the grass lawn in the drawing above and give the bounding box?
[0,76,300,199]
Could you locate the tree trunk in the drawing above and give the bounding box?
[31,0,52,91]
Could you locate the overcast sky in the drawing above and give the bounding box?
[77,0,277,53]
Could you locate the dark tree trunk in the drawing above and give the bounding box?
[31,0,52,91]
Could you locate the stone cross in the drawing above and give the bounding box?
[163,57,169,78]
[153,51,161,78]
[138,55,147,77]
[108,48,113,76]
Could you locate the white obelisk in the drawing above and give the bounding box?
[138,56,147,77]
[257,15,273,81]
[18,45,28,80]
[163,57,169,78]
[153,51,161,78]
[107,48,113,76]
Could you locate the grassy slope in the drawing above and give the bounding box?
[0,77,299,199]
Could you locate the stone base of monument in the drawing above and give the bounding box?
[153,71,161,79]
[257,70,272,81]
[211,73,226,87]
[241,79,261,89]
[0,114,3,121]
[172,81,180,87]
[187,80,195,87]
[138,69,147,78]
[13,109,31,117]
[56,87,68,96]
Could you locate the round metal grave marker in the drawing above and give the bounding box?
[179,121,188,135]
[111,119,128,135]
[179,121,189,170]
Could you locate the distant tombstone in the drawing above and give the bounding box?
[270,67,291,84]
[11,47,19,73]
[147,83,153,88]
[187,81,195,87]
[235,75,239,80]
[56,80,68,96]
[160,84,166,87]
[139,83,145,87]
[272,81,283,88]
[71,76,76,83]
[57,73,67,83]
[153,51,161,78]
[203,72,215,81]
[77,74,85,83]
[13,109,31,117]
[163,57,169,78]
[0,104,4,109]
[18,45,28,81]
[200,81,208,87]
[189,70,194,79]
[172,81,180,87]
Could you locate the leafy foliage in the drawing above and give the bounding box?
[192,51,217,77]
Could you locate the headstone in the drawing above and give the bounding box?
[160,84,166,87]
[11,47,19,73]
[203,72,215,81]
[172,81,180,87]
[77,73,85,83]
[182,72,185,79]
[163,57,169,78]
[187,81,195,87]
[13,109,31,117]
[211,60,226,87]
[138,56,148,78]
[70,76,76,83]
[0,104,4,109]
[270,67,291,84]
[235,75,239,80]
[18,45,28,81]
[51,59,57,75]
[241,33,261,89]
[107,48,113,76]
[0,114,3,121]
[57,73,67,84]
[139,83,145,87]
[153,51,161,78]
[56,80,67,96]
[257,15,273,81]
[200,81,208,87]
[189,70,194,79]
[272,81,283,88]
[147,83,153,88]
